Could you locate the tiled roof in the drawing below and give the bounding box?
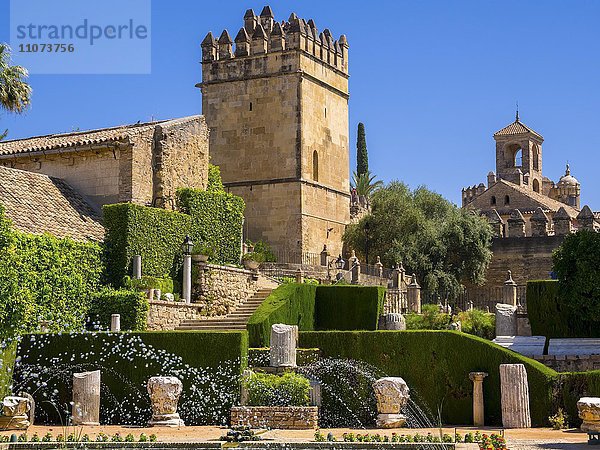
[494,119,543,140]
[0,116,201,156]
[497,179,579,217]
[0,166,104,241]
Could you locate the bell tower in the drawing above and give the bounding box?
[198,6,350,256]
[493,112,544,193]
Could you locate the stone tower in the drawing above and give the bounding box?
[493,111,544,193]
[199,6,350,256]
[554,164,581,209]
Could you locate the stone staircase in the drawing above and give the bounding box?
[175,288,273,331]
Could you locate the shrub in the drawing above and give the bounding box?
[247,240,276,262]
[405,304,450,330]
[299,330,557,426]
[123,275,174,294]
[88,288,149,331]
[15,331,248,425]
[457,309,495,340]
[176,188,244,265]
[103,203,191,287]
[0,341,16,398]
[207,164,225,193]
[244,371,310,406]
[242,252,265,263]
[0,208,103,339]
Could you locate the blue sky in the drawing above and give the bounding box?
[1,0,599,207]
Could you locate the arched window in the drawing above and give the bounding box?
[533,179,540,193]
[533,144,540,171]
[491,196,497,206]
[312,150,319,182]
[504,195,510,205]
[505,143,523,168]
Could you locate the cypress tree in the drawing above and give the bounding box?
[356,122,368,176]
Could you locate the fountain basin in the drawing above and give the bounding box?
[231,406,319,430]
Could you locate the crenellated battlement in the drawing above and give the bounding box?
[200,6,349,82]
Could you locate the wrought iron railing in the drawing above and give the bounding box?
[421,285,527,313]
[271,250,322,266]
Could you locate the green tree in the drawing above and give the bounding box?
[343,181,493,295]
[356,122,368,176]
[0,44,32,140]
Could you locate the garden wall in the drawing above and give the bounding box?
[14,331,248,426]
[299,330,557,426]
[193,263,260,316]
[147,301,204,330]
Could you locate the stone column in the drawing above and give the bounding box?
[72,370,101,426]
[499,364,531,428]
[270,324,298,367]
[133,255,142,279]
[469,372,488,427]
[110,314,121,332]
[183,253,192,304]
[503,270,517,306]
[407,275,421,313]
[295,269,304,284]
[495,303,517,336]
[147,376,185,427]
[375,256,384,278]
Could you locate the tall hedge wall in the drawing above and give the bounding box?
[0,206,103,339]
[559,370,600,426]
[299,330,557,426]
[316,286,386,331]
[176,188,244,265]
[14,331,248,426]
[88,288,149,331]
[527,280,573,338]
[247,284,318,347]
[103,203,192,286]
[247,284,386,347]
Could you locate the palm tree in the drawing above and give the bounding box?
[0,44,32,140]
[351,170,383,206]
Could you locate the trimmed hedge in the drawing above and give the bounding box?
[527,280,575,338]
[243,371,310,406]
[103,203,192,287]
[299,330,557,426]
[559,370,600,426]
[0,206,103,339]
[176,188,244,265]
[247,284,317,347]
[14,331,248,426]
[247,284,386,347]
[88,288,149,331]
[316,286,385,331]
[248,348,320,367]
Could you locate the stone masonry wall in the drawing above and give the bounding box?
[193,263,260,316]
[147,301,204,331]
[534,355,600,373]
[230,406,318,430]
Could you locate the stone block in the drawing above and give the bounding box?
[578,397,600,432]
[495,303,517,336]
[492,336,545,357]
[548,338,600,357]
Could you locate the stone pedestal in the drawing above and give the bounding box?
[577,397,600,432]
[133,255,142,279]
[503,270,518,306]
[379,313,406,330]
[147,376,185,427]
[0,397,31,430]
[499,364,531,428]
[407,276,421,313]
[270,324,297,368]
[72,370,100,426]
[373,377,410,428]
[495,303,517,337]
[469,372,488,427]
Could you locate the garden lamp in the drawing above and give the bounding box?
[182,235,194,256]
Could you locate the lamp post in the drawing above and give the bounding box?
[335,254,345,281]
[182,235,193,304]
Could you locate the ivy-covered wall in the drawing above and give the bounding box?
[176,188,244,265]
[0,206,103,340]
[103,203,192,287]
